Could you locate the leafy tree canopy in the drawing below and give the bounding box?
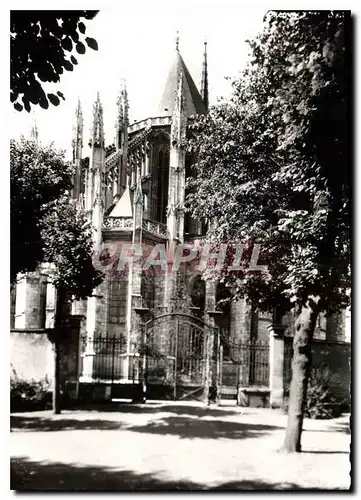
[11,10,99,112]
[11,137,103,298]
[187,11,350,316]
[40,196,103,300]
[11,137,72,281]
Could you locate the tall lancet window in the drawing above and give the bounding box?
[156,146,169,224]
[108,271,128,329]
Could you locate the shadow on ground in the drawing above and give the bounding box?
[11,414,283,439]
[11,456,333,491]
[11,416,127,432]
[67,402,241,417]
[127,416,285,439]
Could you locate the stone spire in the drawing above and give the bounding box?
[171,72,186,146]
[167,70,187,245]
[115,93,124,149]
[30,112,38,142]
[89,92,104,148]
[115,79,129,150]
[72,99,83,156]
[72,99,84,199]
[85,92,105,246]
[200,40,209,111]
[115,80,129,191]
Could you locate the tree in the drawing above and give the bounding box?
[187,11,350,452]
[40,196,103,414]
[40,195,103,302]
[10,137,73,282]
[11,10,98,112]
[11,137,103,413]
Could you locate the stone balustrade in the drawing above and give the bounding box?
[102,217,133,230]
[103,216,167,238]
[128,116,171,134]
[142,218,168,238]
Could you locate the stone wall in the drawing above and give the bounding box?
[311,340,351,401]
[10,329,54,385]
[95,277,110,337]
[257,311,272,343]
[283,336,351,402]
[10,318,82,397]
[282,309,347,342]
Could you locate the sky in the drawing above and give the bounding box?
[9,3,267,160]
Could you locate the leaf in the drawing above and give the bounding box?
[63,60,73,71]
[85,37,98,51]
[14,102,23,112]
[23,97,31,112]
[61,36,72,52]
[76,42,86,54]
[39,94,49,110]
[47,93,60,106]
[70,55,78,65]
[78,21,86,34]
[72,30,79,43]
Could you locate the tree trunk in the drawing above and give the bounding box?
[53,286,67,415]
[53,339,61,414]
[282,298,319,452]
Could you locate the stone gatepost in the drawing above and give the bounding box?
[63,315,84,402]
[133,304,149,403]
[268,324,285,408]
[205,279,218,405]
[80,296,97,382]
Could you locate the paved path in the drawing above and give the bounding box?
[10,402,351,490]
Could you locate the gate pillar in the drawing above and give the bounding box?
[268,325,285,408]
[205,279,220,405]
[133,304,149,403]
[207,311,222,405]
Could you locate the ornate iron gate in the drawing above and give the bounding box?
[140,313,219,402]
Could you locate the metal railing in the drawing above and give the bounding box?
[79,335,133,383]
[222,340,270,387]
[78,335,270,389]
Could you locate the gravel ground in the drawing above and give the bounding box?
[10,402,351,491]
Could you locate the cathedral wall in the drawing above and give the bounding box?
[257,311,272,343]
[14,272,47,329]
[105,272,128,342]
[229,299,249,343]
[94,277,109,337]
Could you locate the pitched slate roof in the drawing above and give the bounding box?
[158,50,207,117]
[108,186,133,217]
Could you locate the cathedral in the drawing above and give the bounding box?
[11,39,350,405]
